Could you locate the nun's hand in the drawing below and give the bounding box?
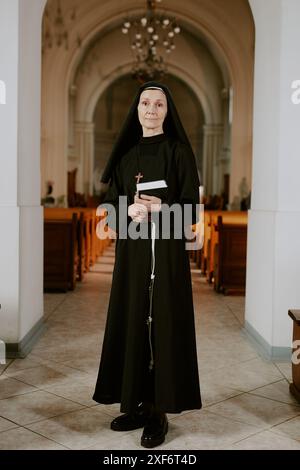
[134,194,162,213]
[128,203,148,223]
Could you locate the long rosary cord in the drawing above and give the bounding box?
[136,142,156,371]
[136,143,140,175]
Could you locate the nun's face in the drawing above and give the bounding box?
[138,89,168,135]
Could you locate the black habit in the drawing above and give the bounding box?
[93,130,202,414]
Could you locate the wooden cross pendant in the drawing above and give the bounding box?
[135,172,144,184]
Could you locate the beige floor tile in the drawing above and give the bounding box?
[0,416,19,433]
[202,357,283,392]
[14,244,296,450]
[0,427,67,450]
[84,430,143,450]
[271,415,300,441]
[4,356,49,376]
[89,264,114,274]
[228,429,300,450]
[0,390,83,425]
[31,344,101,363]
[44,293,66,320]
[199,377,243,407]
[42,380,96,407]
[198,343,258,375]
[145,410,260,450]
[7,363,91,389]
[60,356,101,374]
[0,375,37,400]
[207,393,300,429]
[27,407,125,450]
[91,403,122,417]
[274,362,293,381]
[249,379,300,406]
[0,360,13,376]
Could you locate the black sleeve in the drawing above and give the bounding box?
[174,142,201,225]
[101,162,130,235]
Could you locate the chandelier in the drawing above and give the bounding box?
[42,0,81,52]
[121,0,181,82]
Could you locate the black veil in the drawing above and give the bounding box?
[100,81,196,184]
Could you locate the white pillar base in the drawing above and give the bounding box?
[0,206,44,358]
[245,209,300,359]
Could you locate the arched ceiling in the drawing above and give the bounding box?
[41,0,254,199]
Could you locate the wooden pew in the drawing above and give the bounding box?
[214,214,248,295]
[44,207,111,279]
[78,208,97,269]
[206,211,247,284]
[201,210,212,274]
[44,208,85,281]
[44,214,77,291]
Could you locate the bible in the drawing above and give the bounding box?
[136,179,168,199]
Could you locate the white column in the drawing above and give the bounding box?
[73,121,95,197]
[217,88,231,194]
[202,124,223,197]
[246,0,300,358]
[0,0,46,356]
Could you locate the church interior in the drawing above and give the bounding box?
[1,0,300,450]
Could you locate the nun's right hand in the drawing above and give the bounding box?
[128,203,148,223]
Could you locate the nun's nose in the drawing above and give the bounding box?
[148,103,157,114]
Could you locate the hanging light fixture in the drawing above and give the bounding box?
[121,0,181,82]
[42,0,82,52]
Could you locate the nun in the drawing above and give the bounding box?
[93,81,202,448]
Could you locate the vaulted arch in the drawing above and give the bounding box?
[41,0,254,204]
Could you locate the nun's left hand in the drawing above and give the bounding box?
[134,194,162,213]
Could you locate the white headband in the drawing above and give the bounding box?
[144,86,166,94]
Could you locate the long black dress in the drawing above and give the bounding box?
[93,132,202,414]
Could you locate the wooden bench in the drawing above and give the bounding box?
[44,214,77,291]
[200,210,211,274]
[214,214,248,295]
[44,207,111,287]
[44,208,85,280]
[206,211,247,283]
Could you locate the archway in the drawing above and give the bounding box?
[0,0,255,355]
[7,0,289,361]
[41,0,254,208]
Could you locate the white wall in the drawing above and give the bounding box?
[246,0,300,354]
[0,0,46,349]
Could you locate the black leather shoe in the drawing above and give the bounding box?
[141,411,168,448]
[111,402,153,432]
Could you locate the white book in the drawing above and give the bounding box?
[136,179,168,191]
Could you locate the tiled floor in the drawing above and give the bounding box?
[1,243,300,450]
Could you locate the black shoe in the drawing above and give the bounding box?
[111,402,153,432]
[141,411,168,448]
